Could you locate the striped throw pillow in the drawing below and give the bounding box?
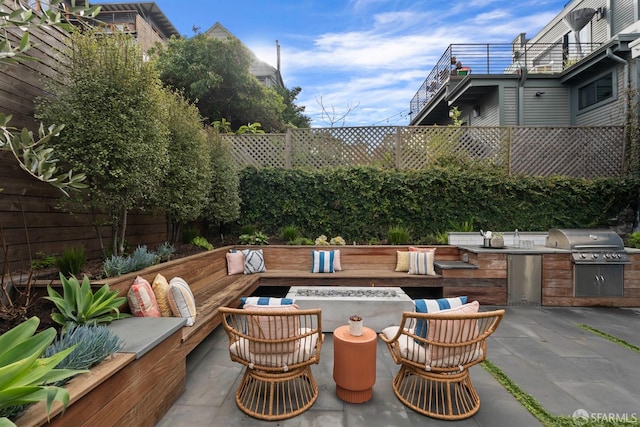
[408,251,435,275]
[312,250,335,273]
[167,277,197,326]
[240,297,294,307]
[128,276,161,318]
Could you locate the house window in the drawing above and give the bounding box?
[578,73,613,110]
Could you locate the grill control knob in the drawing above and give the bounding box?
[592,253,598,259]
[604,253,610,259]
[580,253,586,259]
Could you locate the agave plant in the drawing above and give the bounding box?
[0,317,88,426]
[45,273,131,329]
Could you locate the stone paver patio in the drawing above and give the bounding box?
[158,306,640,426]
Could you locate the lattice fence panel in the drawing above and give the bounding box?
[398,127,510,170]
[510,127,624,178]
[288,127,397,168]
[226,134,286,168]
[227,126,625,177]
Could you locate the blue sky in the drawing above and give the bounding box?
[101,0,570,127]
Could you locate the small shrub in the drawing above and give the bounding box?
[368,237,380,245]
[191,236,214,250]
[45,324,124,374]
[388,226,410,245]
[625,231,640,248]
[289,237,314,245]
[315,235,329,245]
[55,246,86,276]
[239,231,269,245]
[154,241,175,263]
[329,236,346,245]
[31,251,57,270]
[281,225,300,242]
[130,245,157,271]
[103,254,133,277]
[0,317,87,424]
[46,273,131,329]
[240,224,257,235]
[182,227,199,244]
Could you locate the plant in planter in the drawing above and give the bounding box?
[0,317,88,426]
[491,232,505,248]
[348,315,363,336]
[44,324,124,374]
[45,273,131,329]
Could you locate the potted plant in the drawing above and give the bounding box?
[491,232,505,248]
[348,315,363,336]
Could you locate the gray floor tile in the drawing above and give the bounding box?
[157,306,640,426]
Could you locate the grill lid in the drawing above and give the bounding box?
[546,229,624,250]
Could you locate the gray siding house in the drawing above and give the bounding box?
[409,0,639,127]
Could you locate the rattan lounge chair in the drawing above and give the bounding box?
[218,306,323,421]
[379,308,505,420]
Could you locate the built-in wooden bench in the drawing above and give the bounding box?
[17,244,504,426]
[100,247,261,355]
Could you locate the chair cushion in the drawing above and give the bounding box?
[226,251,245,275]
[382,325,427,364]
[243,304,301,353]
[413,296,468,338]
[128,276,161,318]
[167,277,197,326]
[426,301,482,368]
[242,249,266,274]
[311,250,335,273]
[408,251,435,275]
[230,327,319,368]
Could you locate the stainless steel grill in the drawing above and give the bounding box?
[545,229,628,297]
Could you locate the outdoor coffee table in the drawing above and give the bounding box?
[333,325,377,403]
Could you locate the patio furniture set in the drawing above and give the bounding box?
[20,244,500,425]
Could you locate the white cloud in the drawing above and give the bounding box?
[246,2,568,127]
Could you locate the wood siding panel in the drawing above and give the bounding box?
[523,87,570,126]
[612,0,635,35]
[503,87,518,125]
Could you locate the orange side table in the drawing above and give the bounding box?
[333,325,377,403]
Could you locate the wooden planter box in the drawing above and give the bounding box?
[15,319,186,427]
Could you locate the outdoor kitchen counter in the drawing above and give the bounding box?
[456,245,570,254]
[454,245,640,307]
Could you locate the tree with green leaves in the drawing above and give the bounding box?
[203,127,240,240]
[0,0,99,195]
[151,32,307,132]
[276,86,311,128]
[158,89,213,244]
[35,31,169,256]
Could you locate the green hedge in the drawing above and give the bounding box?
[239,166,639,243]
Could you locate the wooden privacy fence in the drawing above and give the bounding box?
[224,126,626,178]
